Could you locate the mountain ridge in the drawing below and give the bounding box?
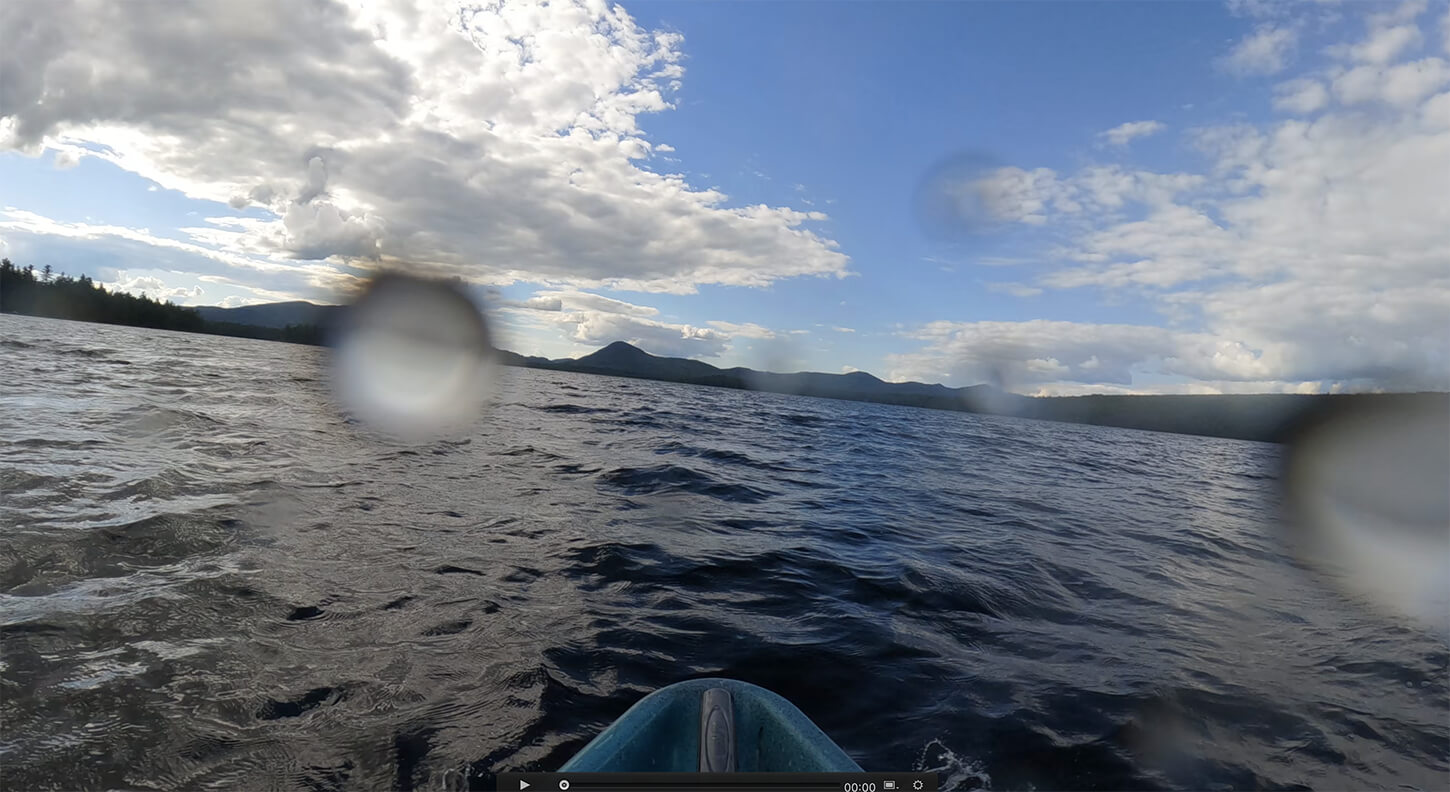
[192,299,1446,443]
[195,301,343,329]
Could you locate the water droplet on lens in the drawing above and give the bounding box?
[330,272,493,439]
[1282,393,1450,637]
[912,150,1006,241]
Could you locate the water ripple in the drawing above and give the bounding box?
[1,314,1446,791]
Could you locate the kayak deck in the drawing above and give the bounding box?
[560,678,862,772]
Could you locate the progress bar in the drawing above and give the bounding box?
[497,773,939,792]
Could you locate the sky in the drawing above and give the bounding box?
[1,0,1447,395]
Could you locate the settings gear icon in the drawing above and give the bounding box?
[912,782,923,791]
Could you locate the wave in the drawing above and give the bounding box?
[597,463,775,503]
[3,316,1446,792]
[653,440,803,472]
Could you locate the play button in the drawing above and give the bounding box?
[519,782,529,790]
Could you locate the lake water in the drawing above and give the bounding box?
[1,313,1446,791]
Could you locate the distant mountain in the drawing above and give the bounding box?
[184,300,1445,442]
[570,340,726,381]
[195,301,341,329]
[510,341,1445,443]
[522,340,1006,411]
[494,348,552,368]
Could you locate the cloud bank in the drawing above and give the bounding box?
[0,0,848,295]
[898,2,1450,394]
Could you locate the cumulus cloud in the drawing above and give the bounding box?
[562,311,727,358]
[1332,58,1450,107]
[706,320,776,339]
[887,318,1446,395]
[967,165,1199,228]
[530,290,659,317]
[1273,78,1330,113]
[0,0,848,294]
[515,295,564,311]
[1342,24,1422,63]
[498,288,787,358]
[1368,0,1429,29]
[1220,25,1298,74]
[894,7,1450,394]
[1098,120,1166,146]
[889,321,1172,389]
[0,208,332,279]
[106,272,204,303]
[969,167,1076,225]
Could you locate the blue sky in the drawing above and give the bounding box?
[1,0,1447,393]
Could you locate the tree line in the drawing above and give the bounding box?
[0,259,323,345]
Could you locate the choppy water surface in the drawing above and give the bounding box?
[2,314,1446,791]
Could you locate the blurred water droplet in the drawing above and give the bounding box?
[912,151,1005,241]
[1282,394,1450,637]
[329,272,493,439]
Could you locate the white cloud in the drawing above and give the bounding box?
[1027,380,1340,397]
[1220,25,1298,75]
[896,8,1450,394]
[968,165,1201,227]
[530,290,659,317]
[1273,78,1330,113]
[707,320,776,339]
[1369,0,1428,29]
[830,326,856,333]
[969,167,1076,225]
[1333,58,1450,107]
[512,295,564,311]
[1098,120,1167,146]
[0,208,334,280]
[887,317,1445,394]
[105,271,205,303]
[1074,167,1204,210]
[888,320,1173,389]
[500,289,789,358]
[0,0,848,295]
[563,311,726,358]
[1343,24,1422,63]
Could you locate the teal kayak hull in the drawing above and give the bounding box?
[560,678,862,772]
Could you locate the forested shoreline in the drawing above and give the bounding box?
[4,258,1441,443]
[0,259,323,345]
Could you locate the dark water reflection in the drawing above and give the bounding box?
[1,315,1446,791]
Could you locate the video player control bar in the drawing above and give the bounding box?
[497,773,939,792]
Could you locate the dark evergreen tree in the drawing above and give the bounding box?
[0,258,321,345]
